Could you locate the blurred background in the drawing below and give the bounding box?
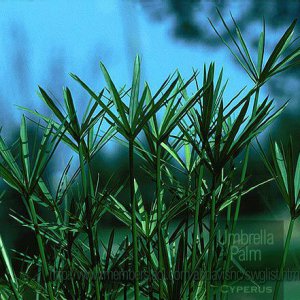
[0,0,299,297]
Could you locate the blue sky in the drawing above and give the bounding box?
[1,0,297,163]
[0,0,260,132]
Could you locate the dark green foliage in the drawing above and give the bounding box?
[0,13,300,300]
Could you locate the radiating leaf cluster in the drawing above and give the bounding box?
[0,13,300,300]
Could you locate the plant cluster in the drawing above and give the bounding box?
[0,14,300,300]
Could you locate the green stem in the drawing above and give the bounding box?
[233,145,249,230]
[273,218,295,300]
[147,237,154,300]
[252,86,260,117]
[183,174,192,299]
[221,89,260,299]
[27,196,55,300]
[124,236,128,300]
[156,143,164,299]
[0,235,22,300]
[233,89,260,227]
[52,198,77,298]
[207,177,217,300]
[233,88,259,226]
[129,139,140,300]
[190,164,204,299]
[78,142,101,300]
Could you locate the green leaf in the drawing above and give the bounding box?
[161,142,185,170]
[70,74,127,136]
[134,179,147,234]
[104,229,115,271]
[160,83,206,142]
[134,76,180,137]
[209,11,257,81]
[230,12,258,78]
[220,98,250,161]
[274,142,288,192]
[63,87,80,136]
[261,19,297,80]
[17,106,78,152]
[294,154,300,201]
[184,142,191,171]
[0,235,21,300]
[129,56,141,126]
[171,234,184,299]
[132,84,151,132]
[20,116,30,186]
[0,163,22,192]
[257,19,266,75]
[38,87,65,124]
[100,62,130,132]
[0,136,22,180]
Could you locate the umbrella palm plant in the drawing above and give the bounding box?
[0,117,68,300]
[71,56,208,299]
[258,138,300,299]
[21,83,116,300]
[0,191,22,300]
[0,11,299,300]
[176,62,286,299]
[210,12,300,298]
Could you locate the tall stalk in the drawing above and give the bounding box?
[183,173,192,299]
[156,143,164,299]
[206,177,217,300]
[78,142,101,300]
[221,89,260,299]
[147,237,154,300]
[124,236,129,300]
[273,217,295,299]
[237,88,259,203]
[233,89,260,227]
[26,196,55,300]
[190,164,204,299]
[129,139,140,299]
[0,235,22,300]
